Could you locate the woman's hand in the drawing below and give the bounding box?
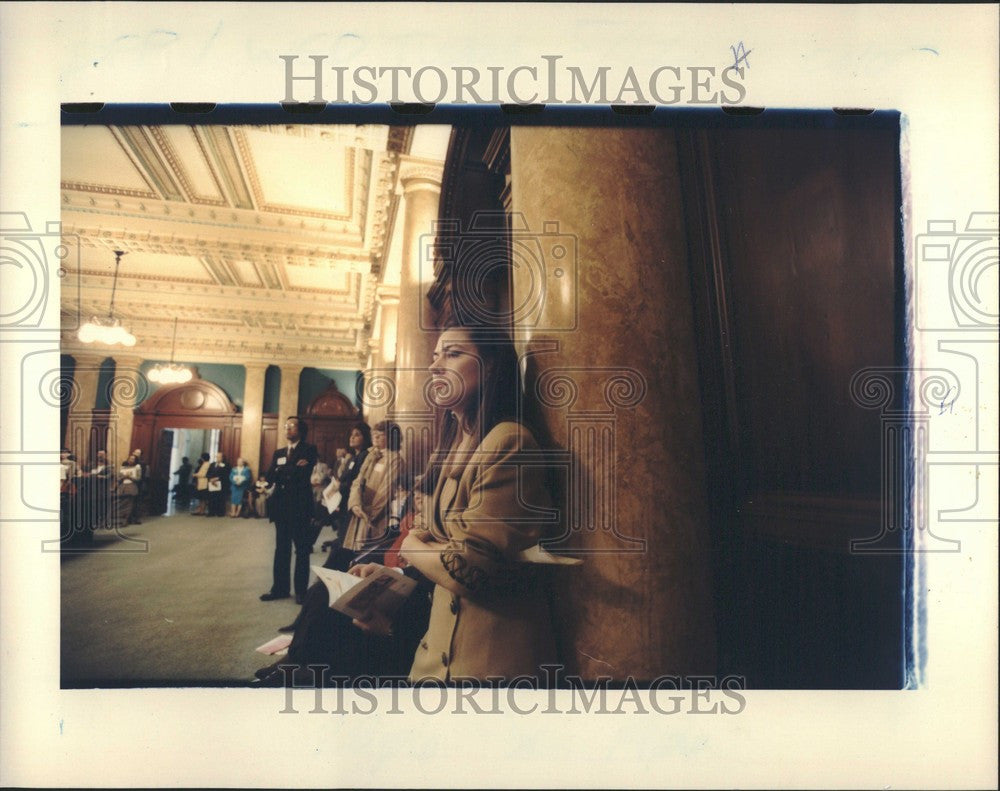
[351,506,367,521]
[348,562,384,579]
[399,530,439,565]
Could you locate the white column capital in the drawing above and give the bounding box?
[397,155,444,195]
[376,283,401,306]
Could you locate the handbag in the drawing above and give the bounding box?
[208,480,222,492]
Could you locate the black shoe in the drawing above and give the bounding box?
[295,594,305,605]
[252,664,287,686]
[259,592,290,601]
[278,622,297,633]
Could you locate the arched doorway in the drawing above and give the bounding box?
[131,379,242,515]
[303,381,362,465]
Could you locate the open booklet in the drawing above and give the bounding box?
[311,565,417,623]
[517,544,583,565]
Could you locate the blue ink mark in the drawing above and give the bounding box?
[730,41,751,70]
[59,719,63,735]
[918,47,939,56]
[938,388,956,415]
[341,33,361,40]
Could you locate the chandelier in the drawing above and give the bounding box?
[148,317,193,384]
[77,249,136,346]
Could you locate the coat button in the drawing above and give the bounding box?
[450,597,459,614]
[440,652,449,667]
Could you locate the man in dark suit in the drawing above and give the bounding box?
[259,416,318,603]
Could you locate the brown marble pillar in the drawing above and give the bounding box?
[510,127,716,679]
[108,354,144,467]
[240,363,268,478]
[389,158,443,479]
[65,353,105,465]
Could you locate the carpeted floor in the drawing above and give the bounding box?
[60,511,338,687]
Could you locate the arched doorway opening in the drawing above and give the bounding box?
[130,379,242,515]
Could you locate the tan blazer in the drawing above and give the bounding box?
[409,421,555,683]
[343,448,402,551]
[192,460,210,492]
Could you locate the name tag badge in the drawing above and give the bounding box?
[277,457,287,466]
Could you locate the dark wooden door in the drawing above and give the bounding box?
[680,123,905,688]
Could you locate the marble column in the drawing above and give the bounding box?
[108,354,145,467]
[65,353,105,465]
[390,158,443,479]
[363,285,399,428]
[364,334,385,427]
[510,127,717,679]
[240,363,268,477]
[277,364,303,427]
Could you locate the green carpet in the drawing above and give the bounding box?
[60,512,336,687]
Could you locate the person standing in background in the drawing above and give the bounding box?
[206,452,230,517]
[173,456,193,509]
[128,447,147,524]
[259,417,318,604]
[191,452,211,516]
[229,457,252,518]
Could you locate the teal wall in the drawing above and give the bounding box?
[264,365,281,414]
[74,357,358,416]
[297,367,362,414]
[137,361,245,409]
[61,355,77,443]
[94,358,116,409]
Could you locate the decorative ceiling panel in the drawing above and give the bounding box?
[230,259,263,287]
[152,126,227,205]
[237,128,352,219]
[60,126,157,197]
[283,264,353,293]
[59,122,430,368]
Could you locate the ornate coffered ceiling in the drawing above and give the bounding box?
[59,123,427,368]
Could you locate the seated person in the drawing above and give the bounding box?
[254,475,435,687]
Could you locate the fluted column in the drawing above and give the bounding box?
[240,363,268,478]
[390,158,443,478]
[108,354,145,467]
[364,285,399,427]
[277,364,303,426]
[65,353,105,465]
[510,127,716,679]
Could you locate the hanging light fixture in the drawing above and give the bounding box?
[78,249,137,346]
[148,317,193,384]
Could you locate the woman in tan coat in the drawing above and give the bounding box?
[342,420,403,554]
[353,326,556,684]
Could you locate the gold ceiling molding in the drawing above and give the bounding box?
[114,126,186,202]
[60,122,442,371]
[201,127,256,210]
[148,126,228,207]
[60,181,158,200]
[61,202,365,254]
